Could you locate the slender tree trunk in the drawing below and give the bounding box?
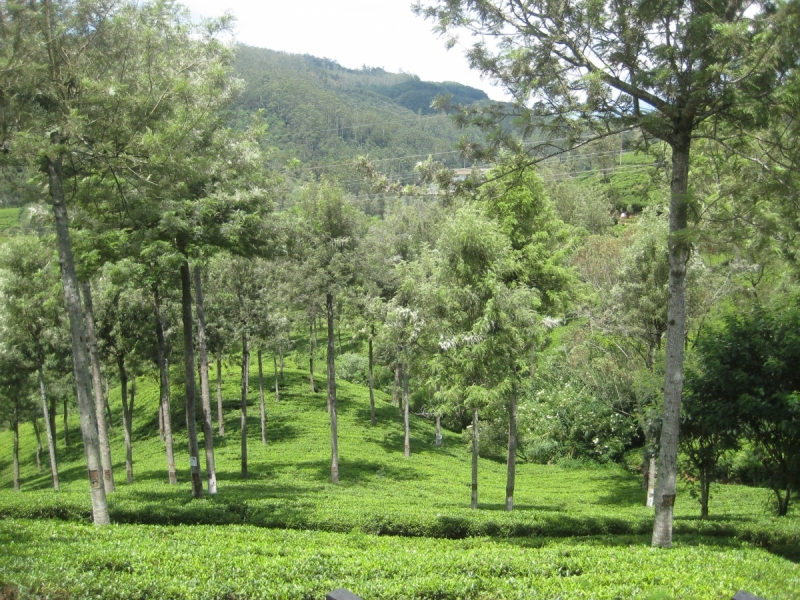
[506,377,518,511]
[241,331,249,478]
[326,292,339,484]
[32,418,42,471]
[471,407,479,510]
[216,350,224,436]
[12,399,19,492]
[368,334,375,426]
[258,348,266,445]
[180,261,204,498]
[153,286,177,484]
[337,318,342,356]
[403,361,410,458]
[652,137,691,548]
[647,455,657,508]
[435,414,442,447]
[158,399,164,441]
[62,397,69,447]
[38,366,59,491]
[279,344,284,380]
[47,136,108,524]
[103,375,112,429]
[118,355,133,485]
[48,397,57,455]
[82,281,114,493]
[193,266,217,495]
[700,466,710,520]
[274,353,279,402]
[392,362,400,407]
[309,321,316,393]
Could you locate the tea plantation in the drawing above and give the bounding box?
[0,361,798,599]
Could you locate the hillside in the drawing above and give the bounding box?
[232,46,486,192]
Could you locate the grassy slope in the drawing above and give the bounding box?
[0,358,798,598]
[0,207,21,237]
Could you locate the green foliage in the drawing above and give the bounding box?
[2,519,798,600]
[688,300,800,516]
[0,208,21,237]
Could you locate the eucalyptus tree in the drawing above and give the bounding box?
[416,0,793,546]
[95,269,153,485]
[0,344,33,492]
[0,236,65,490]
[290,182,365,483]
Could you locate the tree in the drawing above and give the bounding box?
[689,301,800,516]
[415,0,791,547]
[0,236,65,490]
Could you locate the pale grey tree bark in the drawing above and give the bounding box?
[117,355,133,485]
[326,292,339,483]
[240,331,249,478]
[652,138,691,548]
[403,361,410,458]
[180,261,203,497]
[216,350,224,435]
[47,137,109,524]
[37,367,59,490]
[82,282,115,493]
[193,266,217,494]
[647,456,657,508]
[471,407,479,510]
[273,353,280,403]
[368,332,375,426]
[506,377,518,511]
[258,348,266,445]
[12,399,19,492]
[153,286,177,484]
[435,414,442,447]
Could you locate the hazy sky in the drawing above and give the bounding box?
[178,0,505,100]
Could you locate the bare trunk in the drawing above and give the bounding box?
[193,266,217,494]
[647,455,656,508]
[32,418,42,471]
[180,261,204,498]
[241,332,249,478]
[153,287,177,484]
[103,375,112,429]
[47,137,109,524]
[62,397,69,446]
[327,292,339,484]
[48,397,57,454]
[700,466,710,520]
[12,400,19,492]
[309,321,316,393]
[368,334,375,426]
[274,353,280,403]
[258,348,266,445]
[403,361,410,458]
[392,362,400,407]
[435,414,442,447]
[279,344,284,380]
[118,355,133,485]
[82,281,115,493]
[37,366,59,490]
[216,350,224,436]
[158,400,164,441]
[652,136,691,548]
[471,407,479,509]
[506,377,517,511]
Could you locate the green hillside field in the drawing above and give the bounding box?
[0,358,798,599]
[0,207,21,237]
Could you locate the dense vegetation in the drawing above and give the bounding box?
[1,0,799,597]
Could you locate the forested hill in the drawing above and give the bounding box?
[232,45,486,181]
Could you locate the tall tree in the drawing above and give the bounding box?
[416,0,791,547]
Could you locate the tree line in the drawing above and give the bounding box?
[0,0,799,553]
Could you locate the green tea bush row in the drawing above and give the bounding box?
[2,519,798,600]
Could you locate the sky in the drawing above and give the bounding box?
[178,0,505,100]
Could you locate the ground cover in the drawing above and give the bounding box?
[0,207,21,237]
[0,359,798,598]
